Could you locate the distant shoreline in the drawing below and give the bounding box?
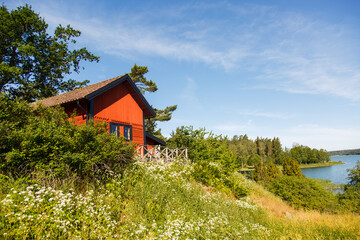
[238,161,344,172]
[300,161,344,169]
[328,149,360,156]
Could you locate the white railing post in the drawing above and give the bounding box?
[137,145,188,162]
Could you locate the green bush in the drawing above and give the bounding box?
[225,172,251,198]
[337,161,360,213]
[0,95,135,181]
[191,161,224,187]
[253,161,281,183]
[282,157,303,177]
[167,126,236,173]
[338,186,360,213]
[267,176,339,212]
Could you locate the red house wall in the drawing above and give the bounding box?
[63,82,145,146]
[62,99,88,125]
[93,82,144,146]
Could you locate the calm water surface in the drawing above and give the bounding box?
[301,155,360,184]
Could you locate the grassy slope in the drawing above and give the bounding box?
[1,160,359,239]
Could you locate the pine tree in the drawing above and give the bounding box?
[129,64,177,139]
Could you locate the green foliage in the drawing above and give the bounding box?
[0,4,99,102]
[253,161,281,183]
[191,161,251,198]
[225,172,251,198]
[167,126,236,173]
[0,95,134,180]
[117,160,268,239]
[129,64,158,93]
[268,176,339,212]
[145,105,177,140]
[1,160,360,239]
[282,157,303,177]
[347,160,360,187]
[338,186,360,213]
[0,182,122,239]
[227,134,257,168]
[337,161,360,213]
[191,162,224,187]
[289,145,330,164]
[128,64,177,139]
[227,135,285,168]
[247,154,261,166]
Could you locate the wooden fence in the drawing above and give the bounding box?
[136,145,188,163]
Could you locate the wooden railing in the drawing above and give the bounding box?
[136,145,188,162]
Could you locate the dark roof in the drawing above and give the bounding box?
[145,132,166,146]
[34,75,156,118]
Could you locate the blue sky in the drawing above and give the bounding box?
[7,0,360,151]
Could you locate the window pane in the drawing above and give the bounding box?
[110,123,119,137]
[124,126,132,141]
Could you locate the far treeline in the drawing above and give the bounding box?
[226,134,330,168]
[329,149,360,156]
[168,127,330,171]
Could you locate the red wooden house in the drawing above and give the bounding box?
[35,74,165,146]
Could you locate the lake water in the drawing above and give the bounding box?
[301,155,360,184]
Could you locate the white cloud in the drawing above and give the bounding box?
[13,1,360,101]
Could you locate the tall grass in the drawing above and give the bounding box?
[1,160,360,239]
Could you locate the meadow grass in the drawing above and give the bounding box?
[1,159,359,239]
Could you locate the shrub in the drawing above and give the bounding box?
[267,176,339,212]
[337,161,360,213]
[0,95,135,181]
[225,172,251,198]
[347,160,360,187]
[253,161,281,183]
[338,186,360,213]
[282,157,303,177]
[167,126,236,173]
[192,161,225,187]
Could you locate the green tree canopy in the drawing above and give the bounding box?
[0,4,99,102]
[129,64,177,139]
[129,64,158,94]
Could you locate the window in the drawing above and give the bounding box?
[124,125,132,141]
[109,123,120,137]
[109,122,132,141]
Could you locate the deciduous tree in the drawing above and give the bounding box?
[0,4,99,102]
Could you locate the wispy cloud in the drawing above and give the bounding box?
[213,120,253,133]
[17,0,360,101]
[236,110,293,119]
